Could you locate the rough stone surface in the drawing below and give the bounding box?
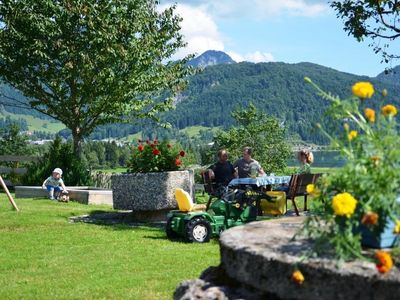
[15,186,113,205]
[111,170,195,211]
[219,217,400,300]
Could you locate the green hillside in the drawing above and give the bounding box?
[1,60,399,143]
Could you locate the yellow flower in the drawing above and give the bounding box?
[347,130,358,141]
[394,220,400,234]
[381,104,397,117]
[352,82,374,99]
[375,251,393,274]
[291,270,304,285]
[364,108,376,123]
[306,184,320,196]
[331,192,357,218]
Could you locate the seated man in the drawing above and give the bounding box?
[233,146,265,178]
[207,149,237,187]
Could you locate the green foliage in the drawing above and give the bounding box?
[127,140,187,173]
[331,0,400,63]
[0,0,193,156]
[213,103,291,174]
[0,123,31,156]
[24,136,92,186]
[302,79,400,262]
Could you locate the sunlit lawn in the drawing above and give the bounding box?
[0,195,219,299]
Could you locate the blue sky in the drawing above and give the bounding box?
[163,0,400,77]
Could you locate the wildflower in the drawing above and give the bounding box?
[381,104,397,117]
[306,184,320,197]
[351,82,374,99]
[331,192,357,218]
[347,130,358,141]
[343,123,349,131]
[179,150,185,157]
[382,89,388,97]
[138,144,144,152]
[154,139,158,145]
[375,251,393,274]
[152,148,160,156]
[291,270,304,285]
[371,155,380,166]
[364,108,376,123]
[175,158,182,167]
[394,220,400,234]
[361,212,378,225]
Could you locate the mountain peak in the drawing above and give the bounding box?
[188,50,236,68]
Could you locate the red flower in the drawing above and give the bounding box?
[138,144,144,152]
[167,144,172,149]
[152,148,160,156]
[146,139,150,144]
[175,158,182,166]
[154,139,158,145]
[179,150,185,157]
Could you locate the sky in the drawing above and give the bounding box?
[162,0,400,77]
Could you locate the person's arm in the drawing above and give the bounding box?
[42,178,48,189]
[60,179,68,192]
[207,164,215,180]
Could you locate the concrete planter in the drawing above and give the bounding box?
[111,170,195,221]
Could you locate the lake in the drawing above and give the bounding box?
[287,151,345,168]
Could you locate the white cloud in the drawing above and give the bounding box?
[227,51,275,63]
[160,4,225,59]
[176,0,328,18]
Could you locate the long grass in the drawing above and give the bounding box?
[0,195,219,299]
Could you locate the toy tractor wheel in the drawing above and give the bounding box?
[166,216,179,239]
[185,217,212,243]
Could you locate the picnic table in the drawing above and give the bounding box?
[228,175,291,187]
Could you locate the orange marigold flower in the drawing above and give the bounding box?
[361,212,379,225]
[375,251,393,274]
[364,108,376,123]
[152,148,160,156]
[138,144,144,152]
[381,104,398,117]
[394,220,400,234]
[175,158,182,167]
[179,150,185,157]
[352,82,374,99]
[291,270,304,285]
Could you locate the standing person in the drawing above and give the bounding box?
[42,168,68,200]
[296,150,314,174]
[233,147,265,178]
[208,149,237,186]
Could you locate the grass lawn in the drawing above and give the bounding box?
[0,195,219,299]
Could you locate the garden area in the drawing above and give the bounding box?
[0,195,219,299]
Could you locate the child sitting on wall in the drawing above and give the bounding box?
[42,168,68,200]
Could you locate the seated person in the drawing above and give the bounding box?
[296,149,313,174]
[207,149,237,187]
[233,146,265,178]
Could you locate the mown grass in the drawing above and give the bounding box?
[0,195,219,299]
[0,111,65,133]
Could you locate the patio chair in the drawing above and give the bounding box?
[287,173,322,216]
[201,171,221,210]
[175,188,207,212]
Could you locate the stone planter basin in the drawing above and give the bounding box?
[15,186,113,206]
[111,170,195,221]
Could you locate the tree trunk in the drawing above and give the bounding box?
[72,127,83,159]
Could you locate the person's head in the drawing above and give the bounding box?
[297,150,314,164]
[217,149,229,163]
[242,147,253,161]
[52,168,63,179]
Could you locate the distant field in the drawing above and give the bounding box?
[0,111,65,133]
[180,126,220,138]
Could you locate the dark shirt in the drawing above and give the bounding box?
[209,161,236,186]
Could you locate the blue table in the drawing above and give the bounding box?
[228,175,291,187]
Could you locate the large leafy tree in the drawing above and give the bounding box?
[0,0,192,157]
[213,103,291,174]
[331,0,400,63]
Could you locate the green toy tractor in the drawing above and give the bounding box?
[166,186,283,243]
